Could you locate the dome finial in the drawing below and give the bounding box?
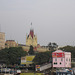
[31,22,32,26]
[30,22,34,38]
[30,22,33,30]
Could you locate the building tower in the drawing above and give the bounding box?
[26,24,37,47]
[0,32,5,50]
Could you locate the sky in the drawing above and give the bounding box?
[0,0,75,46]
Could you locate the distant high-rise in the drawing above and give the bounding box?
[0,32,5,50]
[26,26,37,47]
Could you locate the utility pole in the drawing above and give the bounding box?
[0,24,1,32]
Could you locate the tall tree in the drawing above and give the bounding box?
[28,45,34,55]
[48,42,58,50]
[33,51,52,65]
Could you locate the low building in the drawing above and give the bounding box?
[18,44,49,52]
[0,32,5,50]
[5,40,18,48]
[52,50,71,68]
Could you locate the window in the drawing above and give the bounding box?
[56,53,58,55]
[54,62,57,64]
[66,58,68,61]
[54,62,55,64]
[60,62,61,64]
[67,74,71,75]
[55,58,57,61]
[62,53,63,55]
[69,58,70,61]
[24,64,26,66]
[61,58,63,61]
[29,64,32,66]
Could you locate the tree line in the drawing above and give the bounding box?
[0,47,27,65]
[0,43,75,65]
[59,45,75,58]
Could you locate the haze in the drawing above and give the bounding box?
[0,0,75,46]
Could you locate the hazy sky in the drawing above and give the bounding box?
[0,0,75,46]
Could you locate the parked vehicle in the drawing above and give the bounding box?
[56,69,74,75]
[10,69,17,74]
[16,69,21,74]
[56,71,73,75]
[0,68,11,73]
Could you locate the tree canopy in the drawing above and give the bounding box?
[48,42,58,50]
[0,47,27,65]
[28,45,34,55]
[59,45,75,58]
[33,51,53,65]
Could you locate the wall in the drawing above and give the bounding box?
[53,57,65,67]
[65,52,71,67]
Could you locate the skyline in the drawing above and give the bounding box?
[0,0,75,46]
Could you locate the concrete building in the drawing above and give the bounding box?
[0,32,5,50]
[5,40,18,48]
[52,50,71,68]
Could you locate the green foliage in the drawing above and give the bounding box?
[59,45,75,58]
[28,45,34,55]
[0,47,27,65]
[33,51,52,65]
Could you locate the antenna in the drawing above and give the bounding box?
[31,22,32,26]
[73,41,74,47]
[0,24,1,32]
